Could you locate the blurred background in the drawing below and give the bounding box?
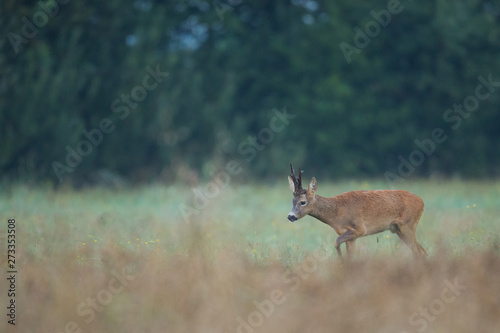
[2,0,500,187]
[3,3,500,332]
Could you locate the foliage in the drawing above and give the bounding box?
[2,0,500,185]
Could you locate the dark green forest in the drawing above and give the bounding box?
[2,0,500,187]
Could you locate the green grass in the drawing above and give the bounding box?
[4,180,499,265]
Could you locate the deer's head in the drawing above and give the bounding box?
[287,163,317,222]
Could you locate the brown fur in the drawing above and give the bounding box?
[288,175,427,259]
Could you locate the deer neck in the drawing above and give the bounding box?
[308,195,337,225]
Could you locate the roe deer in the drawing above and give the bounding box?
[287,164,427,259]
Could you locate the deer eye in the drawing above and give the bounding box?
[300,201,307,206]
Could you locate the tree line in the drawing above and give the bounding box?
[1,0,499,187]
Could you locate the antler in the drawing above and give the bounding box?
[290,163,304,195]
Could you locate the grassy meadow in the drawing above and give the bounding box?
[1,180,500,332]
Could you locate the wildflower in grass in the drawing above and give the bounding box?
[386,235,389,239]
[473,203,476,208]
[94,240,97,243]
[467,205,470,208]
[82,242,86,245]
[89,235,92,237]
[145,242,148,244]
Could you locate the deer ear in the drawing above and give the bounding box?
[288,176,295,192]
[308,177,317,194]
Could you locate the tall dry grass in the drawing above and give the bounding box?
[3,227,500,333]
[1,182,500,332]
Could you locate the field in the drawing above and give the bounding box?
[1,180,500,332]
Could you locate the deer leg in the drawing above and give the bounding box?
[396,226,427,258]
[346,240,357,259]
[334,229,358,259]
[335,244,343,257]
[395,230,414,252]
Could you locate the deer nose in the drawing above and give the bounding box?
[288,214,297,222]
